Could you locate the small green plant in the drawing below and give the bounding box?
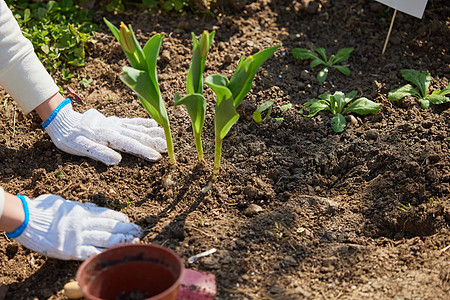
[174,30,215,163]
[104,19,175,164]
[396,202,411,212]
[205,45,280,176]
[7,0,97,79]
[388,69,450,109]
[291,47,353,82]
[253,102,292,123]
[300,90,380,133]
[253,100,274,123]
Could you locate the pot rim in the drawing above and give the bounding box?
[76,243,185,300]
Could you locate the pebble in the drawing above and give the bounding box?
[365,130,378,140]
[300,70,310,81]
[64,281,83,299]
[160,50,171,62]
[244,204,263,217]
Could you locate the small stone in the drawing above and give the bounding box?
[244,204,263,217]
[300,70,310,81]
[365,130,378,140]
[243,185,257,199]
[160,50,171,62]
[64,281,83,299]
[284,255,297,266]
[349,115,358,126]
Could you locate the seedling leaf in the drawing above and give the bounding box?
[229,45,280,106]
[280,103,292,111]
[300,99,331,117]
[332,47,354,64]
[315,48,327,61]
[119,66,165,126]
[174,93,206,136]
[317,67,329,82]
[388,84,420,101]
[426,94,450,105]
[342,97,381,115]
[291,48,318,60]
[253,100,274,123]
[331,113,346,133]
[333,65,351,76]
[401,69,430,98]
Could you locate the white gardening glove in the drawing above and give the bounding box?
[43,98,167,165]
[6,194,142,260]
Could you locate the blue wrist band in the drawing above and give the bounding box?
[42,98,71,129]
[6,195,30,239]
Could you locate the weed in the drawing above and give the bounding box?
[7,0,97,79]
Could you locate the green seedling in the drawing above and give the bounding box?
[253,100,274,123]
[253,102,292,123]
[174,30,215,163]
[300,90,380,133]
[291,47,353,82]
[396,202,411,212]
[104,18,175,164]
[388,69,450,109]
[205,45,280,176]
[274,103,292,122]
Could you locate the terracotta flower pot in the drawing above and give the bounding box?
[76,244,184,300]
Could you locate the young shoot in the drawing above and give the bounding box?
[292,47,353,82]
[104,18,176,164]
[388,69,450,109]
[300,90,380,133]
[174,30,215,163]
[253,100,274,123]
[205,45,280,177]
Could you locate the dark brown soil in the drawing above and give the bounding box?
[0,0,449,299]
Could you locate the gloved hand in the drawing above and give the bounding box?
[43,98,167,165]
[6,194,142,260]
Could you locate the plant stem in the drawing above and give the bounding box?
[194,132,204,163]
[163,125,176,165]
[213,137,222,177]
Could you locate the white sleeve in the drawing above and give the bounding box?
[0,0,59,114]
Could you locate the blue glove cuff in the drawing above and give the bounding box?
[42,98,71,129]
[6,195,30,239]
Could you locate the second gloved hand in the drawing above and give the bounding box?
[43,98,167,165]
[6,194,142,260]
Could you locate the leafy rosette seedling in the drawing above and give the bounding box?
[388,69,450,109]
[300,90,380,133]
[205,45,280,176]
[174,30,215,163]
[291,47,353,82]
[104,18,175,164]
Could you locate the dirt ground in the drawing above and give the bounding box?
[0,0,449,299]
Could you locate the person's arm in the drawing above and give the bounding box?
[0,0,60,114]
[0,187,25,232]
[0,0,167,165]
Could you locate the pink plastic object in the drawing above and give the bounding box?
[178,269,217,299]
